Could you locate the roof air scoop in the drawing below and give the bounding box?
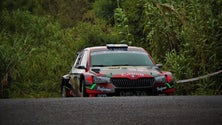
[106,44,128,51]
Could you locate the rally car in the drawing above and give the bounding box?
[61,44,174,97]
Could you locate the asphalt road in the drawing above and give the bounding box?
[0,96,222,125]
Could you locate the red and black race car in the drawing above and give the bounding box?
[61,44,174,97]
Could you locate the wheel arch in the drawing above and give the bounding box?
[61,74,69,92]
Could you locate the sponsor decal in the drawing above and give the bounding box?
[166,83,173,88]
[85,84,97,90]
[156,86,167,92]
[97,86,111,92]
[121,72,145,77]
[90,84,97,89]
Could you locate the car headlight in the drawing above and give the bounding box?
[155,75,166,83]
[93,76,110,84]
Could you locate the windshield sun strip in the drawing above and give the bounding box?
[90,51,147,56]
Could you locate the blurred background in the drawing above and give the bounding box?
[0,0,221,98]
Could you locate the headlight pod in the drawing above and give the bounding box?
[93,76,110,84]
[154,75,166,83]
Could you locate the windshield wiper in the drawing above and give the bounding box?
[92,65,105,67]
[111,64,129,66]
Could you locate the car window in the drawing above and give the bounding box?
[80,50,88,67]
[90,51,154,67]
[74,52,83,68]
[73,50,88,68]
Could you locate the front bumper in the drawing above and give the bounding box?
[85,85,174,97]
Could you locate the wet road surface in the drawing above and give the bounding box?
[0,96,222,125]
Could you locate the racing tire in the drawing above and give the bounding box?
[81,80,87,97]
[61,85,66,97]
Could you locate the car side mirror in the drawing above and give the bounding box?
[76,65,86,69]
[156,64,163,68]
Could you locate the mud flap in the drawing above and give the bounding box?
[69,75,81,97]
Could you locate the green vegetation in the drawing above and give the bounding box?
[0,0,221,98]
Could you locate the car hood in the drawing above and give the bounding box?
[90,66,162,78]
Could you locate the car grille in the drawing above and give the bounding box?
[111,78,154,88]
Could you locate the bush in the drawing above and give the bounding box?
[0,10,75,98]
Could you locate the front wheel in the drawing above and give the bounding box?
[81,80,87,97]
[61,86,66,97]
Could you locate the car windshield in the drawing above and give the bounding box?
[90,51,154,67]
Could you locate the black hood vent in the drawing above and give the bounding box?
[91,68,100,73]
